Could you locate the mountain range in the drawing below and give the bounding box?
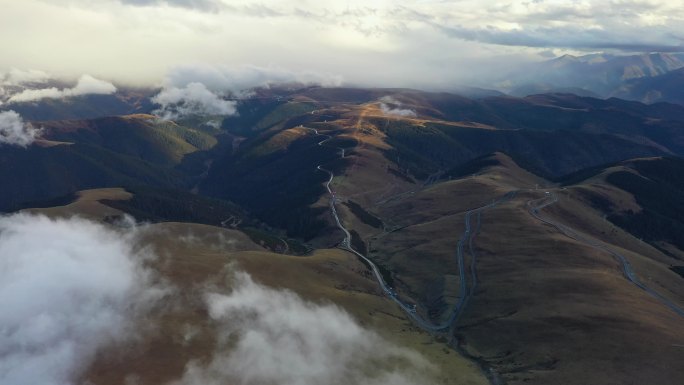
[3,81,684,385]
[501,52,684,104]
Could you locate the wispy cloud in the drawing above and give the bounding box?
[170,271,436,385]
[164,64,343,92]
[0,214,168,385]
[0,110,40,147]
[1,1,683,89]
[1,68,51,87]
[151,64,343,119]
[7,75,116,103]
[379,96,417,118]
[436,24,684,52]
[119,0,223,12]
[151,82,237,120]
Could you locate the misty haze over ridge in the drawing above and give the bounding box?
[3,50,684,110]
[2,2,684,385]
[0,213,437,385]
[4,49,684,147]
[1,0,684,89]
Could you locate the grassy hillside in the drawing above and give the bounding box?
[41,115,216,166]
[5,86,684,385]
[25,195,488,385]
[100,186,250,226]
[201,127,346,239]
[0,114,230,213]
[0,143,187,212]
[556,157,684,257]
[335,148,684,385]
[614,67,684,104]
[587,158,684,254]
[6,91,154,120]
[380,118,664,178]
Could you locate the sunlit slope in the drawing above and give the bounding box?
[0,142,186,211]
[457,187,684,385]
[1,115,217,211]
[323,147,684,385]
[41,114,217,166]
[25,190,489,385]
[6,90,155,121]
[559,156,684,267]
[199,89,684,243]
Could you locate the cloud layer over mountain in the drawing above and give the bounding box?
[171,272,435,385]
[164,64,343,92]
[0,110,40,147]
[3,1,681,89]
[1,69,50,87]
[0,214,166,385]
[7,75,116,103]
[151,82,237,120]
[151,64,342,119]
[379,96,417,118]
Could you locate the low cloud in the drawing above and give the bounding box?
[379,96,417,118]
[164,64,343,93]
[0,214,167,385]
[7,75,116,103]
[437,24,684,52]
[119,0,223,12]
[151,82,237,120]
[3,1,684,90]
[170,271,435,385]
[7,87,63,103]
[1,68,51,87]
[153,63,339,120]
[0,110,40,147]
[69,74,117,95]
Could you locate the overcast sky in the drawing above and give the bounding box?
[1,0,683,88]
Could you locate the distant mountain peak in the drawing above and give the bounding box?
[555,54,578,61]
[505,52,684,101]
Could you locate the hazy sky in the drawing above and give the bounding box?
[1,0,683,88]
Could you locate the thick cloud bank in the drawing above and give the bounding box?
[165,64,343,92]
[151,65,342,120]
[0,214,164,385]
[151,82,237,120]
[379,96,417,118]
[7,75,116,103]
[1,69,50,87]
[172,272,434,385]
[0,110,39,147]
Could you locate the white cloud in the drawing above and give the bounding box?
[164,64,343,92]
[170,271,435,385]
[151,82,237,120]
[7,74,116,103]
[151,64,343,119]
[0,214,167,385]
[1,1,682,89]
[119,0,223,12]
[2,68,51,86]
[7,87,63,103]
[0,110,40,147]
[68,74,117,95]
[379,96,417,118]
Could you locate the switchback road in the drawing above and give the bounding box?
[529,192,684,318]
[307,126,517,331]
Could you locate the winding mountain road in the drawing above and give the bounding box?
[453,191,517,325]
[529,192,684,318]
[307,126,516,331]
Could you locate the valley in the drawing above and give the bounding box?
[4,4,684,385]
[4,86,684,385]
